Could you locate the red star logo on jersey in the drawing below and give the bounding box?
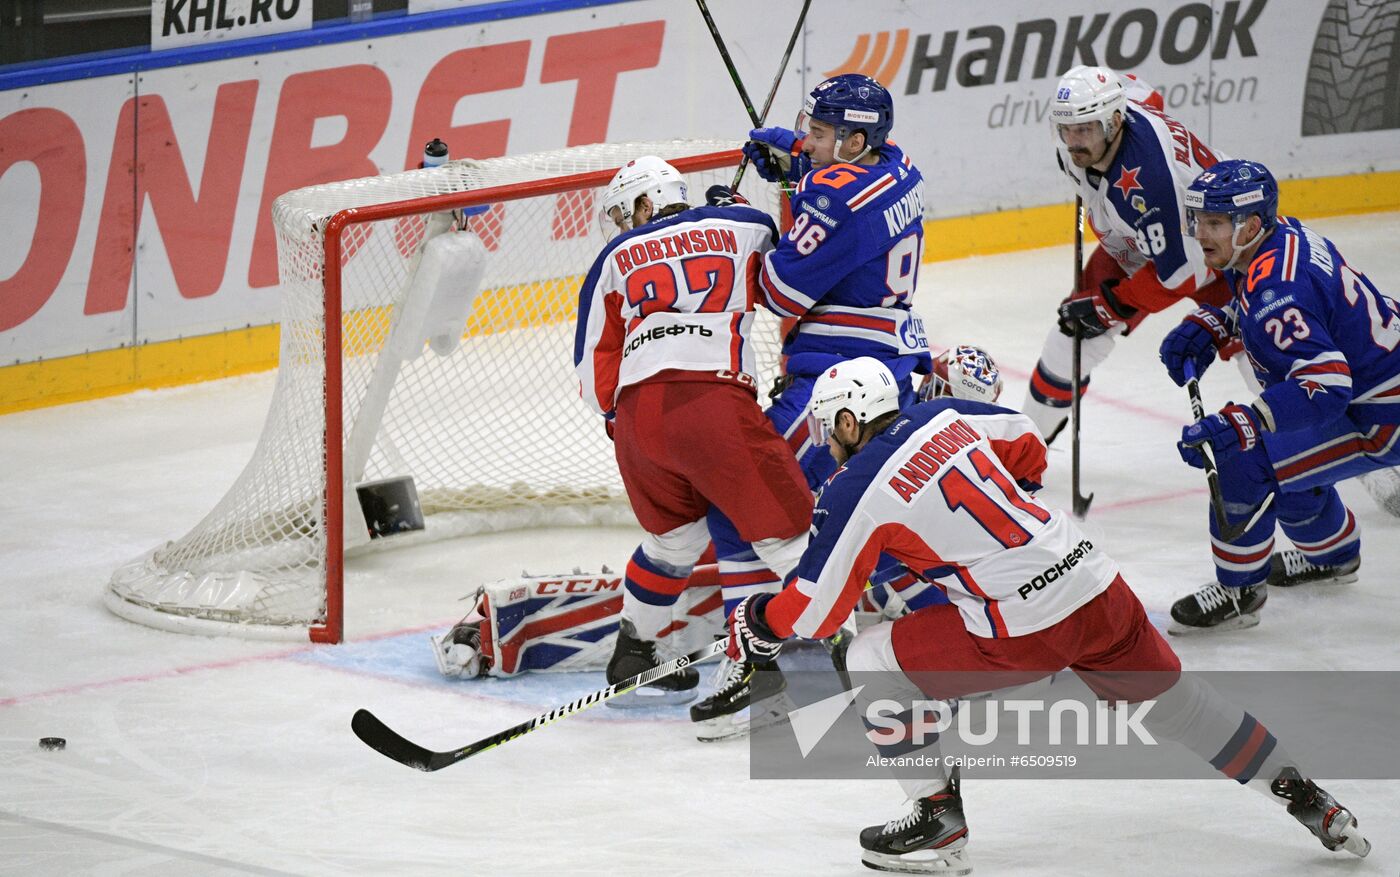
[1300,379,1327,399]
[1114,166,1143,199]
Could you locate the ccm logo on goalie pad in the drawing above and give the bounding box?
[535,577,622,595]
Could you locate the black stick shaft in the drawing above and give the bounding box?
[731,0,811,189]
[1184,365,1233,536]
[352,639,726,772]
[1182,360,1273,541]
[1070,197,1094,518]
[696,0,762,126]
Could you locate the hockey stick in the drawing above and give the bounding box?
[1070,197,1094,518]
[695,0,812,189]
[735,0,810,191]
[352,638,726,772]
[696,0,762,127]
[1182,360,1274,542]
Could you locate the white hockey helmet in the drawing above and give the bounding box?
[1051,65,1127,142]
[601,155,688,232]
[806,357,902,446]
[920,345,1003,403]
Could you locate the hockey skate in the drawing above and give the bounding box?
[1266,551,1360,588]
[1271,767,1371,857]
[859,768,971,875]
[1168,582,1266,634]
[689,654,793,741]
[604,619,698,708]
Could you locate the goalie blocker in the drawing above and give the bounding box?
[432,569,723,679]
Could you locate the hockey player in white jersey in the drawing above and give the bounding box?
[1023,66,1232,443]
[574,156,812,701]
[723,357,1369,873]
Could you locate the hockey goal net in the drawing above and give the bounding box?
[106,140,787,643]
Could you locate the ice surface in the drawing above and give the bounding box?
[3,213,1399,875]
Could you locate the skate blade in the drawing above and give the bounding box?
[1334,814,1371,858]
[860,845,971,875]
[1167,612,1261,636]
[606,686,697,709]
[694,693,795,742]
[1271,571,1359,588]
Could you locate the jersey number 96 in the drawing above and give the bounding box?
[788,213,828,255]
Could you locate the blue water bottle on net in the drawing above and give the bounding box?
[421,138,449,169]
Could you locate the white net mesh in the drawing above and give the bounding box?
[106,140,787,640]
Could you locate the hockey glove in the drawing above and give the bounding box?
[704,184,749,208]
[726,593,784,663]
[743,127,810,184]
[1057,279,1139,339]
[1179,402,1263,468]
[1159,305,1239,387]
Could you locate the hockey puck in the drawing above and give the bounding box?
[38,737,66,751]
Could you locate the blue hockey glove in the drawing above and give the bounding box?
[743,127,809,184]
[1160,305,1238,387]
[1057,279,1138,339]
[704,184,749,208]
[1178,402,1262,468]
[726,593,783,663]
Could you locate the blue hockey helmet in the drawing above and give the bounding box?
[1184,159,1279,268]
[801,74,894,152]
[1184,159,1279,231]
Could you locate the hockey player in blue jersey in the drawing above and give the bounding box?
[635,74,942,739]
[1160,159,1400,632]
[1023,66,1233,444]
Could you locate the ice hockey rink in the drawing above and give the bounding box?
[3,210,1399,876]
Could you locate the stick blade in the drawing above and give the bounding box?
[1072,492,1094,519]
[351,709,439,772]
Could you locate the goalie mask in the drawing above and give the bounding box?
[1052,65,1127,144]
[601,155,688,235]
[920,345,1003,403]
[805,356,901,449]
